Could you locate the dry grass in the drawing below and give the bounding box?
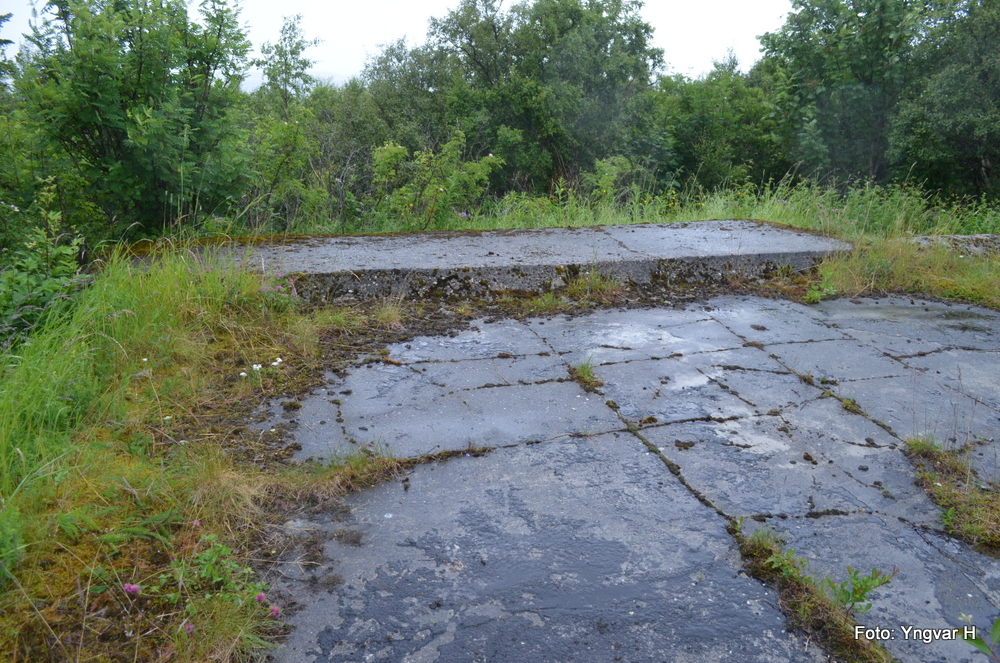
[372,298,405,330]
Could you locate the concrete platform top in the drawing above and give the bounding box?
[234,220,849,302]
[245,220,847,273]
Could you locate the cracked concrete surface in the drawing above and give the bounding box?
[236,220,848,302]
[268,295,1000,663]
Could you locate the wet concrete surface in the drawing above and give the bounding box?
[269,295,1000,663]
[237,221,848,302]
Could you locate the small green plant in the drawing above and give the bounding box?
[841,398,863,414]
[564,270,622,304]
[151,534,266,607]
[825,566,898,616]
[525,292,564,314]
[569,356,603,391]
[765,546,808,581]
[942,506,958,532]
[0,180,85,343]
[960,613,1000,661]
[803,282,837,303]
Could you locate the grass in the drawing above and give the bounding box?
[568,356,604,392]
[563,270,624,305]
[732,522,895,663]
[0,245,409,661]
[905,436,1000,550]
[372,297,405,330]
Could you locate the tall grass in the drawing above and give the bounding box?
[279,178,999,239]
[0,246,267,496]
[0,245,306,659]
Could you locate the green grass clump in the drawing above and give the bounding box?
[568,356,604,392]
[732,522,895,663]
[905,437,1000,550]
[564,271,623,305]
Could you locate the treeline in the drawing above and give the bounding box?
[0,0,998,248]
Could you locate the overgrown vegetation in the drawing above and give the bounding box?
[732,521,896,663]
[905,436,1000,550]
[0,248,410,660]
[1,0,999,247]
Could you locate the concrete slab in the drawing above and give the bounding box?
[595,357,755,425]
[833,375,1000,445]
[677,347,826,414]
[705,296,850,344]
[766,339,909,382]
[235,220,849,302]
[778,515,1000,663]
[643,412,938,524]
[274,435,824,663]
[267,294,1000,663]
[535,315,747,362]
[801,297,1000,353]
[386,320,552,362]
[905,349,1000,413]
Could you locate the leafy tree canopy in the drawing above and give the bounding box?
[364,0,663,191]
[17,0,251,234]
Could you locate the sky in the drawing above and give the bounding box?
[2,0,795,86]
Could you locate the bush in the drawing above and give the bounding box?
[0,185,84,345]
[370,130,503,229]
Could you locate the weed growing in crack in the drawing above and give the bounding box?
[841,398,863,414]
[904,436,1000,549]
[825,566,898,617]
[731,521,895,663]
[569,356,603,392]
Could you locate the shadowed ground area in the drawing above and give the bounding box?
[263,293,1000,663]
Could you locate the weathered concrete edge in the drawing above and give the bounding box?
[911,233,1000,256]
[290,251,833,304]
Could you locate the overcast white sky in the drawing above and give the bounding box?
[2,0,794,86]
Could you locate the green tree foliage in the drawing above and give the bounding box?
[363,39,461,152]
[17,0,251,235]
[651,54,791,191]
[252,14,320,117]
[369,0,664,191]
[890,1,1000,196]
[0,13,15,90]
[761,0,929,180]
[370,130,503,228]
